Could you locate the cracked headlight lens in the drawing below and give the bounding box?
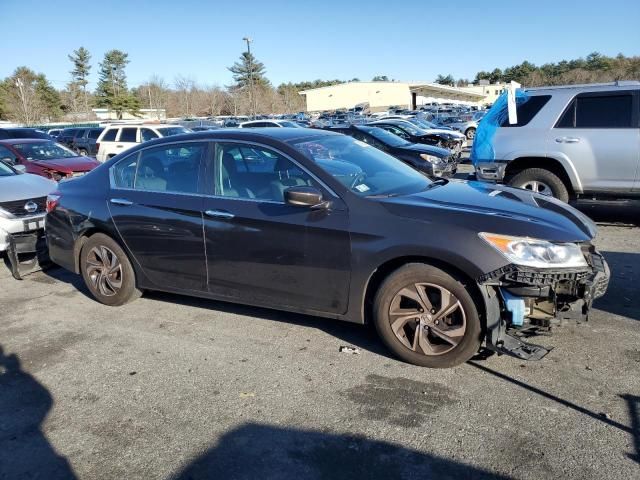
[479,233,587,269]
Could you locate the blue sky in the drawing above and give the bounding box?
[3,0,639,89]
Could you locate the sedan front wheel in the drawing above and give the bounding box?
[373,264,482,368]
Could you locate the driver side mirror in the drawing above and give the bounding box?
[284,186,329,209]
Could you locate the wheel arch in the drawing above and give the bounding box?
[361,256,488,333]
[72,227,129,274]
[504,156,581,195]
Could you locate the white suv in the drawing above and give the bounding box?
[96,124,191,162]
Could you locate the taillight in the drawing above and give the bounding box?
[46,193,61,213]
[95,142,100,152]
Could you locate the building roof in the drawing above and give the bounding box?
[407,83,486,101]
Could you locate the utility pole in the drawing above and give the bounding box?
[242,36,255,118]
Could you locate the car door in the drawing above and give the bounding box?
[202,141,351,314]
[551,90,639,194]
[108,141,209,292]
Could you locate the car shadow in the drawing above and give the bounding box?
[0,344,77,479]
[573,199,640,227]
[168,422,511,480]
[596,251,639,321]
[469,361,639,464]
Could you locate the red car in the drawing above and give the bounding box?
[0,139,100,181]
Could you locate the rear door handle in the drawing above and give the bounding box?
[116,145,124,148]
[555,137,581,143]
[205,209,234,219]
[110,198,133,206]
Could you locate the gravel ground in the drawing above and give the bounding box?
[1,199,639,479]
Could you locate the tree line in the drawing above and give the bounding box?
[2,49,638,125]
[434,52,640,87]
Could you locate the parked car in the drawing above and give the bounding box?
[439,118,478,140]
[45,128,609,368]
[95,124,192,162]
[240,120,302,128]
[368,119,465,155]
[0,139,100,181]
[57,128,82,147]
[71,127,104,156]
[0,128,52,140]
[325,125,456,178]
[472,81,640,202]
[0,160,56,279]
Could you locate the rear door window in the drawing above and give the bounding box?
[89,129,102,139]
[556,92,634,128]
[141,129,159,142]
[118,128,138,143]
[102,129,118,142]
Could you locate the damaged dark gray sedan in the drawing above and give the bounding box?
[45,129,609,368]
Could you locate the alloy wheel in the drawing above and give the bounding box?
[520,180,553,196]
[85,246,123,297]
[388,283,466,356]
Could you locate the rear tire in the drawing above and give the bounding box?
[79,149,88,156]
[373,263,482,368]
[508,168,569,202]
[80,233,142,306]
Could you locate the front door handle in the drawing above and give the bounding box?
[110,198,133,206]
[205,209,234,219]
[555,137,581,144]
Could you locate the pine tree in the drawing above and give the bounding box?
[228,51,269,89]
[68,47,91,115]
[95,49,140,119]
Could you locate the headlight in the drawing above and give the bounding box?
[479,233,587,269]
[419,153,440,163]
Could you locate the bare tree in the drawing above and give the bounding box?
[174,75,196,117]
[143,75,169,119]
[3,67,44,125]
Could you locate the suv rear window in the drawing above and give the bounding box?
[89,129,102,139]
[499,95,551,127]
[119,128,138,142]
[557,93,634,128]
[102,129,118,141]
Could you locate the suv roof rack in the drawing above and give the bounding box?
[526,80,640,91]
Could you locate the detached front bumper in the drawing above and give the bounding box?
[1,214,48,279]
[478,249,610,359]
[474,161,508,182]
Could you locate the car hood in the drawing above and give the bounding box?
[380,180,597,242]
[421,129,465,138]
[0,173,57,202]
[400,143,452,158]
[30,156,99,173]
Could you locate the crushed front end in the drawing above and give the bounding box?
[478,244,610,360]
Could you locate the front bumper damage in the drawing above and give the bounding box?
[478,247,610,360]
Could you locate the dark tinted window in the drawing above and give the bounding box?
[88,129,102,139]
[119,128,137,142]
[74,129,87,138]
[0,145,18,163]
[500,95,551,127]
[575,94,633,128]
[556,100,575,128]
[102,129,118,141]
[140,128,159,142]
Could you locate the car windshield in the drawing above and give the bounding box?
[12,141,77,161]
[292,135,431,197]
[0,161,16,176]
[364,126,411,147]
[157,127,191,137]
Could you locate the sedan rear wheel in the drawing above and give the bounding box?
[79,148,88,156]
[374,264,482,368]
[80,233,141,306]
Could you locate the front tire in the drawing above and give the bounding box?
[373,264,482,368]
[508,168,569,202]
[80,233,142,306]
[465,127,476,140]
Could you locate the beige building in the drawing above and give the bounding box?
[459,80,508,105]
[299,81,488,112]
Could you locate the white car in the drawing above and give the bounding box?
[95,124,191,162]
[0,161,56,278]
[239,120,302,128]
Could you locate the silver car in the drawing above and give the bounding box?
[0,161,56,278]
[472,81,640,202]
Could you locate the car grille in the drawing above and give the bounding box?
[0,196,47,217]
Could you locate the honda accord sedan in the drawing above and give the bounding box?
[45,128,609,368]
